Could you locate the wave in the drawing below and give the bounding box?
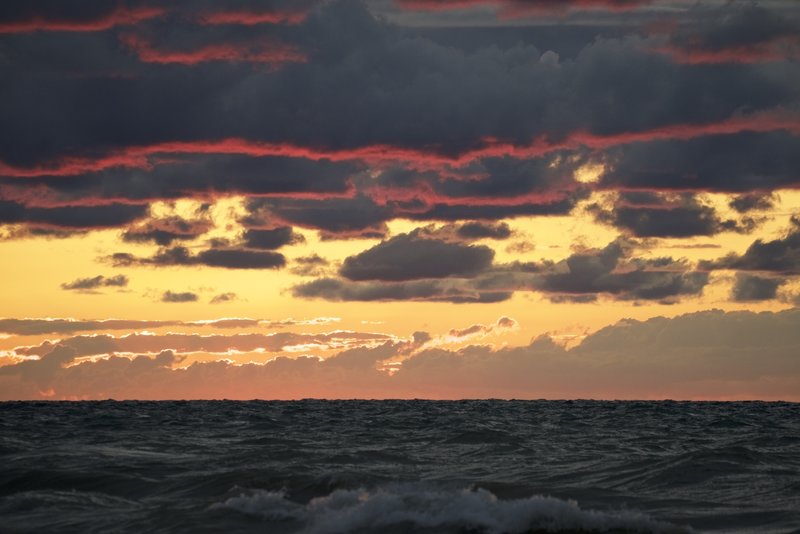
[211,484,692,533]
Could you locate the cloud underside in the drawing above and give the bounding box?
[2,309,798,400]
[0,1,797,233]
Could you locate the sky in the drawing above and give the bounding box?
[0,0,799,400]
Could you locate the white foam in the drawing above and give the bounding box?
[211,484,693,533]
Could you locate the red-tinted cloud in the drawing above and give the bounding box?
[198,10,308,26]
[2,113,796,179]
[655,38,800,65]
[120,35,307,66]
[396,0,649,17]
[0,6,165,33]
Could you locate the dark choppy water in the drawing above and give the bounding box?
[0,401,798,533]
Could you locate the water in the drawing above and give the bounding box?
[0,400,798,533]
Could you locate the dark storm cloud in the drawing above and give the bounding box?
[161,290,198,303]
[110,245,286,269]
[0,1,796,188]
[241,227,304,249]
[731,273,786,302]
[589,193,753,238]
[339,231,495,281]
[61,274,129,292]
[0,201,148,229]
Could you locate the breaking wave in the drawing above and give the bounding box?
[212,485,692,533]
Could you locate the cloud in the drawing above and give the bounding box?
[0,316,342,336]
[702,224,800,275]
[210,292,238,304]
[729,193,776,214]
[731,273,786,302]
[0,5,166,33]
[394,0,651,17]
[295,235,708,304]
[0,0,796,224]
[455,221,512,240]
[244,196,391,239]
[445,316,517,342]
[61,274,129,292]
[292,277,512,303]
[0,201,149,229]
[589,193,754,238]
[119,33,307,66]
[533,239,709,303]
[161,290,198,303]
[110,246,286,270]
[653,5,800,65]
[339,231,495,281]
[122,214,213,246]
[597,132,800,193]
[15,330,396,359]
[241,227,304,250]
[290,254,330,276]
[2,309,799,400]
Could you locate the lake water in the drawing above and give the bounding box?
[1,400,798,533]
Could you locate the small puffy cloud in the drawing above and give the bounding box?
[339,231,495,281]
[109,246,286,270]
[455,221,512,240]
[61,274,129,292]
[122,214,214,246]
[210,292,238,304]
[161,290,198,303]
[293,277,512,304]
[445,316,518,343]
[241,227,305,250]
[291,254,331,277]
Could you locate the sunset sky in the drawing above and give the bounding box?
[1,0,799,400]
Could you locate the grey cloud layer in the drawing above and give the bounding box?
[2,309,798,400]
